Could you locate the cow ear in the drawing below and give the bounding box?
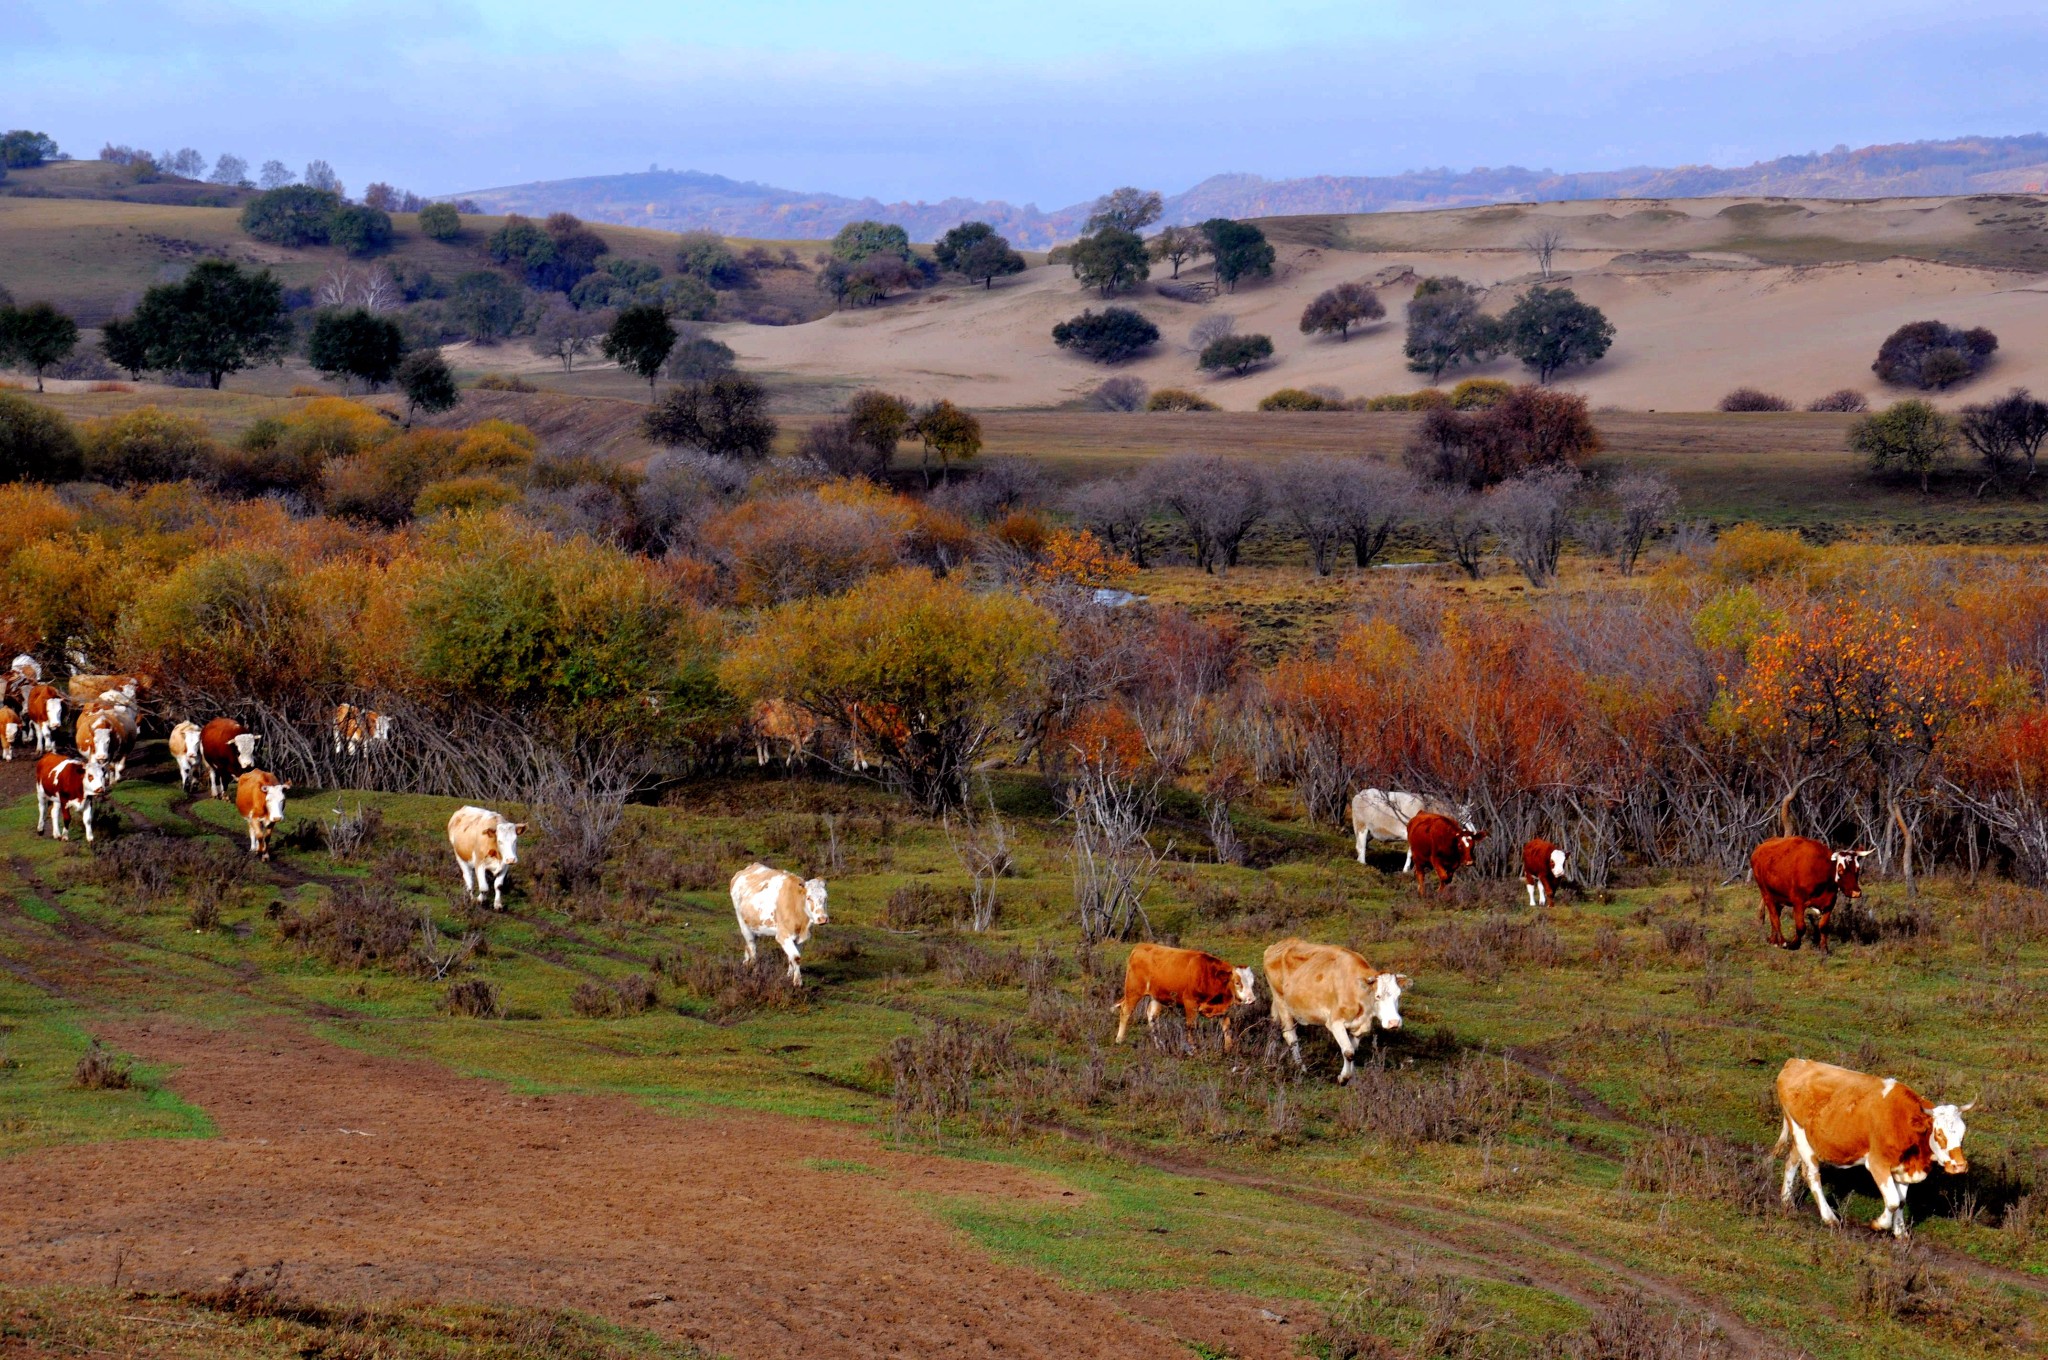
[281,780,293,789]
[512,822,528,834]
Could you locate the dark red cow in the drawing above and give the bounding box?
[1408,811,1486,897]
[34,752,109,843]
[199,717,262,800]
[1522,838,1569,907]
[1752,835,1870,954]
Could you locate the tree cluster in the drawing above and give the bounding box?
[1403,385,1603,489]
[1052,308,1161,364]
[1873,320,1998,390]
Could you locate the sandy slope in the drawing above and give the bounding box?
[712,196,2048,412]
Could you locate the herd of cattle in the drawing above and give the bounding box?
[0,660,1975,1238]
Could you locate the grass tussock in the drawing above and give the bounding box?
[71,1039,131,1090]
[1425,915,1565,980]
[90,832,247,906]
[666,954,810,1023]
[571,974,660,1019]
[886,1017,1018,1141]
[278,882,416,971]
[1617,1129,1775,1216]
[442,977,501,1019]
[1337,1049,1534,1144]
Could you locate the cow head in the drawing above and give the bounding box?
[263,779,291,824]
[1549,846,1568,879]
[1830,847,1873,898]
[232,732,261,768]
[1371,971,1410,1030]
[370,713,393,742]
[81,760,110,800]
[1231,965,1257,1005]
[87,721,112,762]
[494,820,526,864]
[803,878,831,926]
[1927,1101,1973,1174]
[1457,827,1488,865]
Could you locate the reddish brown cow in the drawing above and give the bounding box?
[199,717,262,799]
[1521,838,1570,907]
[234,769,290,859]
[1752,836,1870,954]
[1114,943,1257,1052]
[33,753,109,843]
[1408,811,1486,897]
[1776,1058,1972,1238]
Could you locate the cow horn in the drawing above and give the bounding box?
[1853,847,1874,858]
[1959,1099,1978,1113]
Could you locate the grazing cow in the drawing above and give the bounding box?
[0,705,22,760]
[1752,836,1871,954]
[1775,1058,1972,1238]
[167,720,204,790]
[1263,937,1410,1084]
[74,704,137,784]
[448,806,526,909]
[1114,943,1258,1052]
[1522,838,1570,907]
[752,699,822,768]
[33,753,109,843]
[729,862,830,986]
[1351,788,1428,868]
[1408,812,1486,897]
[233,770,290,859]
[332,703,393,756]
[23,684,63,754]
[199,718,261,799]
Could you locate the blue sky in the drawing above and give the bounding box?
[5,1,2046,204]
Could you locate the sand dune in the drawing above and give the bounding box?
[716,195,2048,412]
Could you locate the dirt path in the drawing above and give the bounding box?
[0,1014,1308,1359]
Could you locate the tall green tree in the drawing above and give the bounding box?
[0,302,78,392]
[910,398,982,486]
[1200,219,1274,293]
[1085,187,1163,234]
[831,220,913,263]
[418,202,463,240]
[936,222,1026,288]
[239,186,341,246]
[117,260,290,389]
[99,315,150,379]
[1850,399,1956,494]
[1068,228,1148,296]
[1403,276,1503,380]
[395,348,460,427]
[1503,285,1615,383]
[0,131,59,169]
[1300,282,1385,341]
[602,303,678,399]
[307,309,405,390]
[448,271,528,344]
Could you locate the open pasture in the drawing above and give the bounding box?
[3,732,2047,1358]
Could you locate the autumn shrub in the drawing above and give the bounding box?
[415,475,522,518]
[1718,388,1792,412]
[1706,523,1816,582]
[278,883,416,971]
[990,509,1050,555]
[1808,388,1870,413]
[1258,387,1332,411]
[1357,389,1449,412]
[701,489,901,604]
[72,1040,132,1090]
[215,398,388,498]
[442,977,501,1018]
[1448,377,1514,409]
[1145,387,1219,412]
[0,391,83,482]
[123,548,333,694]
[79,406,216,483]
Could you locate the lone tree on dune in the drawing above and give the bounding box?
[1197,332,1273,376]
[1086,187,1164,234]
[113,260,290,389]
[1300,282,1385,341]
[644,374,778,459]
[1068,228,1149,296]
[307,308,404,391]
[0,302,78,392]
[1404,276,1503,381]
[395,349,460,428]
[1201,219,1274,293]
[1873,320,1997,391]
[1520,226,1566,280]
[1147,225,1204,279]
[603,303,678,399]
[1052,308,1160,364]
[1504,285,1614,383]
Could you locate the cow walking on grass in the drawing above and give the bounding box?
[448,806,526,910]
[730,863,830,986]
[1775,1058,1972,1238]
[1408,812,1485,898]
[199,718,261,800]
[167,721,204,790]
[1753,836,1870,954]
[1113,943,1256,1052]
[24,685,63,755]
[1521,838,1570,907]
[1264,937,1409,1084]
[235,770,290,859]
[0,705,23,761]
[34,753,108,843]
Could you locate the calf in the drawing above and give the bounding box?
[1753,836,1870,954]
[1776,1058,1972,1238]
[448,806,526,909]
[0,705,22,760]
[1408,811,1486,897]
[167,720,204,790]
[1263,937,1410,1084]
[199,718,261,799]
[332,703,393,756]
[1521,838,1570,907]
[34,753,109,843]
[729,862,830,985]
[1114,943,1257,1052]
[234,770,290,859]
[23,684,63,754]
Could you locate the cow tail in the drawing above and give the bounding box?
[1771,1117,1790,1156]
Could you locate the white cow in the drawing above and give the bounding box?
[1350,788,1430,869]
[730,862,830,986]
[448,806,526,909]
[167,720,204,790]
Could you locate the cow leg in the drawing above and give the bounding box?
[1328,1022,1359,1084]
[739,925,759,966]
[457,859,476,901]
[1400,846,1413,874]
[32,785,45,835]
[1781,1147,1803,1206]
[1759,893,1786,947]
[1786,1120,1837,1225]
[1271,996,1304,1068]
[1355,829,1368,865]
[1524,878,1537,907]
[1113,997,1135,1045]
[781,936,803,986]
[1220,1014,1234,1054]
[1181,998,1201,1054]
[81,800,93,844]
[489,866,506,910]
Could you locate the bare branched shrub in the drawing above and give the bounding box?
[672,955,810,1023]
[1424,915,1564,981]
[930,941,1027,988]
[1717,388,1791,412]
[442,977,500,1018]
[1338,1050,1532,1143]
[92,833,247,906]
[415,907,482,981]
[1307,1254,1493,1360]
[1618,1130,1773,1216]
[1484,466,1579,586]
[887,1017,1016,1142]
[187,896,220,933]
[1069,763,1166,942]
[277,883,416,971]
[1807,388,1870,413]
[72,1039,132,1090]
[572,974,659,1018]
[944,792,1012,931]
[527,744,640,899]
[1087,376,1149,412]
[885,883,967,931]
[322,802,383,861]
[1565,1289,1738,1360]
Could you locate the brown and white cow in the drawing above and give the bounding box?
[0,705,23,761]
[34,752,109,842]
[167,720,204,790]
[1753,836,1871,954]
[74,704,137,784]
[234,770,290,859]
[729,862,830,985]
[1114,943,1258,1052]
[1264,937,1411,1084]
[1775,1058,1972,1238]
[1408,811,1486,898]
[448,806,526,909]
[1521,838,1570,907]
[332,703,393,756]
[199,718,261,799]
[23,684,63,754]
[751,699,822,768]
[68,673,145,707]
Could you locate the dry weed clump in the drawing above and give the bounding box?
[886,1017,1017,1141]
[1336,1049,1534,1144]
[1973,884,2048,957]
[1425,914,1564,980]
[1617,1129,1774,1216]
[886,882,969,931]
[571,974,660,1018]
[72,1039,132,1090]
[321,802,384,860]
[1562,1289,1737,1360]
[442,977,501,1018]
[1303,1254,1495,1360]
[91,832,248,906]
[669,954,810,1023]
[277,882,416,971]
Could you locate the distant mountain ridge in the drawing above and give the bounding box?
[458,134,2048,246]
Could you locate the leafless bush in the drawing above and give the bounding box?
[1717,388,1791,412]
[442,977,500,1018]
[277,883,416,971]
[72,1039,132,1090]
[1564,1289,1738,1360]
[1807,388,1870,413]
[322,802,383,861]
[1068,758,1169,942]
[570,975,658,1018]
[1307,1254,1493,1360]
[944,794,1011,931]
[928,457,1051,523]
[930,941,1028,988]
[1972,884,2048,955]
[91,833,247,906]
[1143,453,1267,572]
[1484,466,1579,586]
[1613,471,1679,574]
[1618,1130,1773,1216]
[527,745,640,899]
[1338,1050,1532,1143]
[1087,376,1149,412]
[1855,1251,1952,1323]
[887,1017,1016,1141]
[1424,915,1564,980]
[672,955,810,1023]
[415,906,483,981]
[1189,313,1236,350]
[187,896,220,933]
[1062,475,1155,566]
[885,883,967,931]
[1656,915,1708,959]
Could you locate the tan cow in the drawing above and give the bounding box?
[1263,937,1411,1084]
[752,699,822,768]
[23,684,63,754]
[234,770,290,859]
[167,720,204,790]
[0,705,22,761]
[729,862,830,985]
[67,672,145,706]
[333,703,393,756]
[1776,1058,1973,1238]
[448,806,526,909]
